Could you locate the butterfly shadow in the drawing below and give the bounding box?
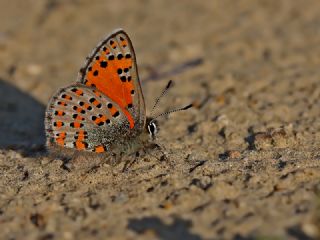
[0,79,46,156]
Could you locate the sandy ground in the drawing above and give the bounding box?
[1,0,320,239]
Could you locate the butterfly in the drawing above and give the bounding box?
[45,29,192,158]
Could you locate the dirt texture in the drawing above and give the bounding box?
[1,0,320,239]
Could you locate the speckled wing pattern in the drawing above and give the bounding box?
[45,29,146,153]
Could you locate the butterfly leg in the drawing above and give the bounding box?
[122,151,140,172]
[147,142,168,162]
[155,142,168,161]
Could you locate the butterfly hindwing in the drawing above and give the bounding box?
[77,29,146,133]
[45,84,130,153]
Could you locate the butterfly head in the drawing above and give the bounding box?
[145,80,193,141]
[145,118,158,140]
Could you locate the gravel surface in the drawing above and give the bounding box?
[1,1,320,239]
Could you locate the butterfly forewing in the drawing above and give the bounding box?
[45,84,130,153]
[77,29,146,133]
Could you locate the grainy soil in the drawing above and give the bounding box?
[1,1,320,239]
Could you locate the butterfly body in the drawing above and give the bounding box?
[45,29,150,156]
[45,29,191,158]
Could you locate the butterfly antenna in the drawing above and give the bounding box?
[150,80,174,117]
[150,103,193,123]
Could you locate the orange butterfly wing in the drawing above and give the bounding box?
[77,29,145,131]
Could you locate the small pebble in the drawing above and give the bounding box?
[227,150,241,159]
[26,64,42,76]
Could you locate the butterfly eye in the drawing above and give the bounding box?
[147,122,157,139]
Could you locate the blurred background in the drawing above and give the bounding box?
[1,0,320,239]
